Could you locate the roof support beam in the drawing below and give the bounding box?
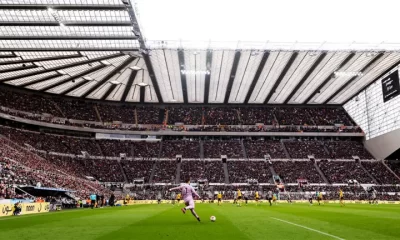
[0,36,137,40]
[18,73,62,88]
[142,54,163,103]
[0,53,17,58]
[101,84,118,100]
[0,4,127,10]
[283,52,327,104]
[178,50,188,103]
[0,64,38,74]
[0,22,132,27]
[343,58,400,104]
[39,64,105,92]
[80,56,135,98]
[0,53,82,66]
[60,80,90,95]
[203,50,213,104]
[121,70,138,102]
[0,48,138,52]
[244,51,270,104]
[140,86,145,103]
[304,52,356,104]
[224,51,241,104]
[323,52,385,104]
[0,53,123,82]
[264,52,299,104]
[124,0,163,103]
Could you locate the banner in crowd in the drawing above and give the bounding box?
[0,202,50,217]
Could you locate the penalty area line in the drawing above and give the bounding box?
[270,217,345,240]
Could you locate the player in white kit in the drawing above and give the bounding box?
[169,179,201,222]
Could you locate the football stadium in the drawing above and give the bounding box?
[1,0,400,239]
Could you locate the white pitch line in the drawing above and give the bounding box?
[270,217,345,240]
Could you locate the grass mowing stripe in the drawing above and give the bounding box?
[271,217,346,240]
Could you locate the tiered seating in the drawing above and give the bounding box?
[152,160,177,183]
[204,161,225,183]
[284,141,329,159]
[98,139,131,157]
[121,160,154,183]
[96,104,135,123]
[160,141,200,158]
[168,107,203,125]
[275,107,312,125]
[239,107,276,125]
[132,141,160,158]
[136,106,161,124]
[205,107,240,125]
[244,140,287,159]
[319,161,374,183]
[203,141,243,159]
[308,108,353,126]
[52,99,97,121]
[362,162,400,184]
[387,161,400,179]
[324,141,373,159]
[227,161,271,183]
[0,139,111,198]
[272,161,323,183]
[0,89,60,116]
[180,160,206,182]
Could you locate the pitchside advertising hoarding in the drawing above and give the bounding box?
[0,202,50,217]
[382,69,400,102]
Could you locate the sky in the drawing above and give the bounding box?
[134,0,400,49]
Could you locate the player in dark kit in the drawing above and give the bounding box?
[267,191,273,206]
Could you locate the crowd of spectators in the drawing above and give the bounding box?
[160,141,200,158]
[308,108,354,126]
[132,141,160,159]
[362,161,400,184]
[203,141,244,159]
[387,161,400,178]
[204,161,225,183]
[98,140,131,157]
[96,104,135,123]
[284,140,329,159]
[239,108,276,125]
[0,89,60,116]
[273,161,324,183]
[0,138,112,199]
[227,161,272,183]
[275,107,313,125]
[1,89,357,129]
[168,107,203,125]
[180,160,206,182]
[137,106,161,124]
[152,160,177,183]
[205,107,240,125]
[318,161,374,183]
[324,141,374,159]
[121,160,154,183]
[52,99,96,121]
[244,140,287,158]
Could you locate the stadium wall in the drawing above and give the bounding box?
[344,65,400,159]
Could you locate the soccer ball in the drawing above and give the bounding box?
[210,216,216,222]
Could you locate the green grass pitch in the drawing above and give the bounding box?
[1,203,399,240]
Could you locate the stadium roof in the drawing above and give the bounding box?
[0,0,400,105]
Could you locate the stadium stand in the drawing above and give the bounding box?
[284,140,329,159]
[318,161,375,183]
[272,161,324,183]
[244,140,287,159]
[203,140,244,159]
